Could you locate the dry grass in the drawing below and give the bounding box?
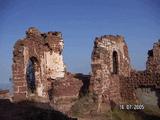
[70,95,160,120]
[71,95,96,117]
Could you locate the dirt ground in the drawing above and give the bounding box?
[0,99,77,120]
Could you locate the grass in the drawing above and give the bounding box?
[143,104,160,117]
[71,95,96,117]
[70,94,160,120]
[70,95,141,120]
[110,109,142,120]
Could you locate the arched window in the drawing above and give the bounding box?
[26,57,37,93]
[112,51,118,74]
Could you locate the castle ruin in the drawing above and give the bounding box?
[90,35,160,111]
[12,27,160,113]
[12,27,82,112]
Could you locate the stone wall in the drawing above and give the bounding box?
[12,28,160,113]
[90,35,131,108]
[119,40,160,102]
[90,35,160,109]
[147,40,160,74]
[49,73,83,113]
[12,27,89,114]
[119,71,160,102]
[12,27,66,102]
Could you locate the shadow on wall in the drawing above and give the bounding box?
[48,82,54,101]
[26,57,38,94]
[156,89,160,108]
[74,73,90,97]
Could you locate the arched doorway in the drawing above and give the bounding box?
[26,57,38,94]
[112,51,118,74]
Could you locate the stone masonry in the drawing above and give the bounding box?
[119,40,160,102]
[90,35,160,109]
[90,35,131,109]
[12,27,82,106]
[12,28,160,113]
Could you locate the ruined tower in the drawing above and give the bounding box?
[12,27,82,113]
[90,35,131,108]
[147,40,160,74]
[12,27,66,101]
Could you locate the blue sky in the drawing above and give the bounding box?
[0,0,160,84]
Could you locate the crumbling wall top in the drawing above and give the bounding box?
[146,39,160,73]
[26,27,62,39]
[95,35,125,43]
[13,27,64,56]
[12,27,66,102]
